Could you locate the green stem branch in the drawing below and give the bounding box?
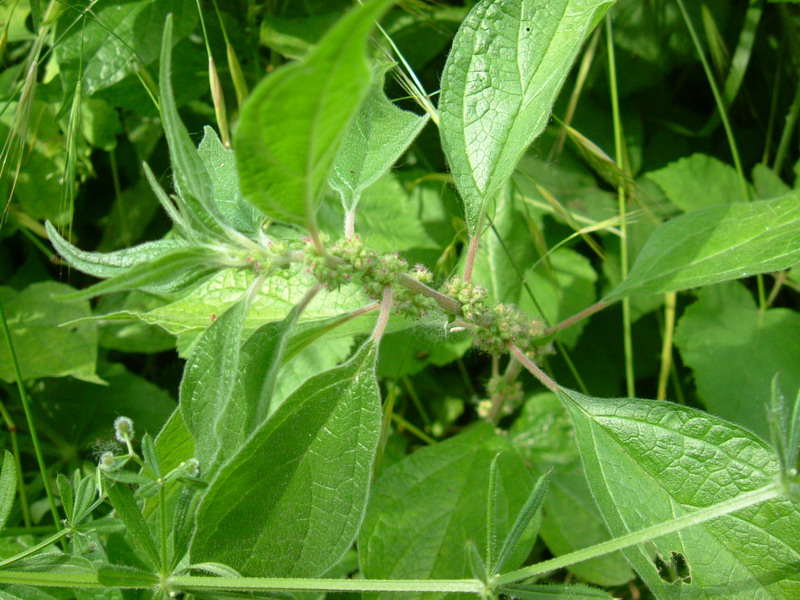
[493,482,783,586]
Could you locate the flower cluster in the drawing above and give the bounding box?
[440,277,488,321]
[471,304,548,356]
[305,237,437,319]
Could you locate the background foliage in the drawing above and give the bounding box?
[1,1,799,599]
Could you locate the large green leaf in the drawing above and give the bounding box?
[439,0,614,235]
[235,0,395,226]
[0,282,99,384]
[559,387,800,599]
[674,282,800,440]
[470,185,536,306]
[329,73,429,213]
[180,298,249,473]
[190,341,381,577]
[604,194,800,301]
[510,393,634,587]
[359,423,537,600]
[55,0,197,97]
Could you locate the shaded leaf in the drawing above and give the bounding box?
[0,282,99,384]
[674,281,800,439]
[359,423,537,600]
[106,484,160,568]
[646,153,747,210]
[0,452,16,531]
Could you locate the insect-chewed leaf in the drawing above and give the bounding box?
[558,387,800,599]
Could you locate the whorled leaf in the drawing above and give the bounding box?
[439,0,614,235]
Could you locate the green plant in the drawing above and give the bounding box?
[1,1,800,599]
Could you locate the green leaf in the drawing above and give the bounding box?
[439,0,614,235]
[56,473,73,526]
[190,341,381,577]
[0,452,16,531]
[235,0,395,226]
[135,264,371,335]
[55,0,197,97]
[604,194,800,301]
[33,362,175,448]
[518,248,597,347]
[558,387,800,599]
[197,127,261,234]
[329,73,429,212]
[359,423,537,600]
[0,282,99,384]
[493,473,549,576]
[510,393,633,587]
[180,298,249,472]
[46,221,185,280]
[646,153,748,210]
[236,304,308,426]
[470,184,536,306]
[56,247,217,301]
[106,483,160,569]
[674,281,800,440]
[159,17,225,235]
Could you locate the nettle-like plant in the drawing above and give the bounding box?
[2,0,800,599]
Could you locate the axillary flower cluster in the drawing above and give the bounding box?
[303,236,551,357]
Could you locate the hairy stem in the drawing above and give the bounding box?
[371,286,393,342]
[506,343,558,393]
[548,300,611,334]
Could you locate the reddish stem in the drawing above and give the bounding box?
[506,342,559,393]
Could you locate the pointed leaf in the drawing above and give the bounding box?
[329,74,429,212]
[605,194,800,301]
[198,126,261,233]
[558,387,800,599]
[46,221,185,279]
[56,474,73,525]
[180,298,249,473]
[106,483,160,568]
[235,0,395,226]
[56,248,216,301]
[159,17,222,232]
[96,565,159,588]
[0,452,17,531]
[236,303,304,429]
[439,0,614,235]
[190,342,381,577]
[493,472,549,576]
